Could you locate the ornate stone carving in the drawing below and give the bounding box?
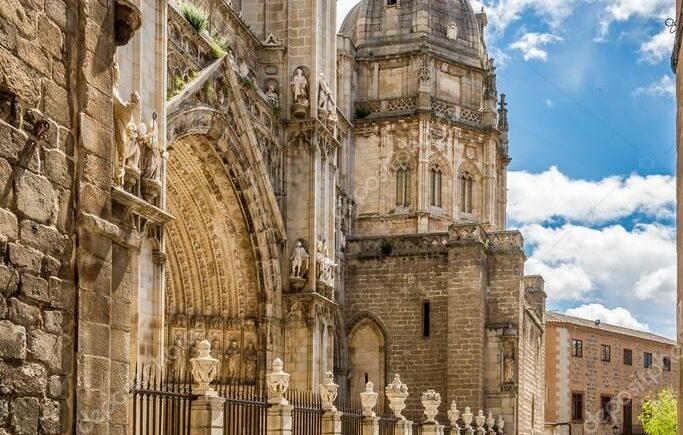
[190,339,219,395]
[319,371,339,411]
[265,81,280,107]
[315,239,337,287]
[290,240,310,278]
[263,32,282,46]
[386,374,409,419]
[417,51,433,83]
[475,410,487,434]
[140,111,164,200]
[360,382,379,417]
[486,412,496,434]
[447,402,460,426]
[112,62,140,187]
[169,332,187,381]
[114,0,142,46]
[495,415,505,434]
[462,407,473,430]
[224,339,241,381]
[266,358,289,405]
[318,73,337,130]
[503,342,515,383]
[421,390,441,423]
[244,341,257,383]
[291,68,310,118]
[446,22,458,40]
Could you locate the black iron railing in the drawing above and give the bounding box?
[131,368,194,435]
[218,382,269,434]
[288,390,324,435]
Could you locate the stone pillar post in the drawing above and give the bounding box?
[394,419,413,435]
[361,381,379,435]
[320,371,342,435]
[386,374,413,435]
[189,339,224,435]
[266,358,294,435]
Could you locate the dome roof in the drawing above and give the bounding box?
[340,0,487,66]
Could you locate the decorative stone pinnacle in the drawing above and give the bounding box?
[421,389,441,423]
[475,410,486,429]
[496,415,505,434]
[319,371,339,412]
[447,401,460,426]
[386,374,409,419]
[486,412,495,432]
[189,339,219,396]
[266,357,290,405]
[463,407,473,429]
[360,381,379,417]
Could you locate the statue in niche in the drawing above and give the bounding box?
[244,341,257,384]
[290,240,309,277]
[169,333,187,381]
[315,240,337,285]
[224,340,241,381]
[210,336,222,379]
[265,82,280,107]
[503,342,515,383]
[447,22,458,40]
[140,111,164,182]
[190,339,200,359]
[112,61,140,186]
[318,73,332,113]
[291,68,309,118]
[239,59,250,78]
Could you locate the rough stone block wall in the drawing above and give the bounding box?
[345,252,450,422]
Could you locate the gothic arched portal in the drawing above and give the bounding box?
[348,316,387,406]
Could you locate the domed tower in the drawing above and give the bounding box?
[337,0,509,236]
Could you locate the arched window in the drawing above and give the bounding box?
[460,171,474,213]
[430,165,443,207]
[349,319,386,405]
[396,162,410,207]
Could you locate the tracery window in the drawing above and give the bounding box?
[430,165,443,207]
[460,171,474,213]
[396,162,411,207]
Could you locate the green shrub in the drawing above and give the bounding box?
[639,388,677,435]
[355,104,371,119]
[212,32,230,51]
[180,2,208,33]
[208,39,225,58]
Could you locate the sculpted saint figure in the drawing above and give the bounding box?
[291,68,309,105]
[290,240,309,277]
[210,336,222,379]
[112,62,140,185]
[140,111,163,181]
[244,341,257,383]
[170,333,186,381]
[224,340,241,381]
[318,73,332,112]
[503,344,515,383]
[265,82,279,106]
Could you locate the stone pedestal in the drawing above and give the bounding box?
[190,396,225,435]
[267,403,294,435]
[362,416,380,435]
[322,410,342,435]
[394,420,413,435]
[421,422,444,435]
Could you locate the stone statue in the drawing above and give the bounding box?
[244,341,257,383]
[224,339,241,381]
[503,343,515,383]
[112,62,140,186]
[265,82,279,106]
[210,336,222,379]
[315,240,337,285]
[141,111,163,181]
[239,59,250,78]
[169,333,186,381]
[318,73,332,112]
[447,22,458,40]
[290,240,309,277]
[291,68,309,105]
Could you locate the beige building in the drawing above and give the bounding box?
[545,313,678,435]
[0,0,545,433]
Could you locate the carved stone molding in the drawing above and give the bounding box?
[114,0,143,46]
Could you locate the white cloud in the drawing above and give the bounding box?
[483,0,580,36]
[509,32,563,61]
[633,75,676,98]
[598,0,672,39]
[508,167,675,224]
[639,28,675,64]
[523,223,676,303]
[565,304,650,331]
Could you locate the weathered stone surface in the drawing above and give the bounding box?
[20,273,49,303]
[40,398,63,434]
[0,264,19,296]
[43,310,63,334]
[46,0,66,31]
[19,220,67,258]
[47,375,65,398]
[0,295,6,318]
[11,396,40,435]
[0,46,39,106]
[16,172,57,224]
[0,397,7,426]
[0,157,11,200]
[17,36,50,77]
[42,79,70,127]
[0,207,18,241]
[8,297,41,327]
[28,329,61,371]
[0,361,47,395]
[48,277,74,311]
[43,148,72,188]
[9,242,43,272]
[41,254,61,276]
[37,18,63,59]
[0,319,26,359]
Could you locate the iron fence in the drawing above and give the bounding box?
[288,389,324,435]
[218,382,269,435]
[337,395,363,435]
[130,367,194,435]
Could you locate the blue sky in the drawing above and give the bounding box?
[338,0,677,338]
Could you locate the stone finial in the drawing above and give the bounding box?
[421,390,441,423]
[486,412,495,433]
[266,358,290,405]
[319,371,339,412]
[386,374,409,419]
[462,407,473,429]
[475,410,486,432]
[360,381,379,417]
[447,401,460,426]
[495,415,505,434]
[189,339,219,396]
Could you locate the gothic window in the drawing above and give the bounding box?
[396,162,411,207]
[430,165,443,207]
[460,171,474,213]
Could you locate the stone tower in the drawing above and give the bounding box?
[338,1,544,434]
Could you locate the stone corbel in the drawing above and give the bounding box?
[114,0,143,46]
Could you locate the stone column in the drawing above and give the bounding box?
[266,358,294,435]
[189,339,224,435]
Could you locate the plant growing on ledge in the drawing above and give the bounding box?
[208,39,225,58]
[241,76,256,90]
[355,104,371,119]
[272,106,282,119]
[380,240,393,256]
[180,2,208,33]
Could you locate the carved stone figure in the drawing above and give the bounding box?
[447,22,458,40]
[503,343,515,383]
[318,73,332,112]
[244,341,257,383]
[315,240,337,286]
[265,82,279,106]
[210,336,222,379]
[290,240,309,277]
[224,339,241,381]
[169,333,186,381]
[239,59,250,78]
[112,62,140,186]
[291,68,310,118]
[140,111,163,181]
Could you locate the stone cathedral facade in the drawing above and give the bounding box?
[0,0,545,433]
